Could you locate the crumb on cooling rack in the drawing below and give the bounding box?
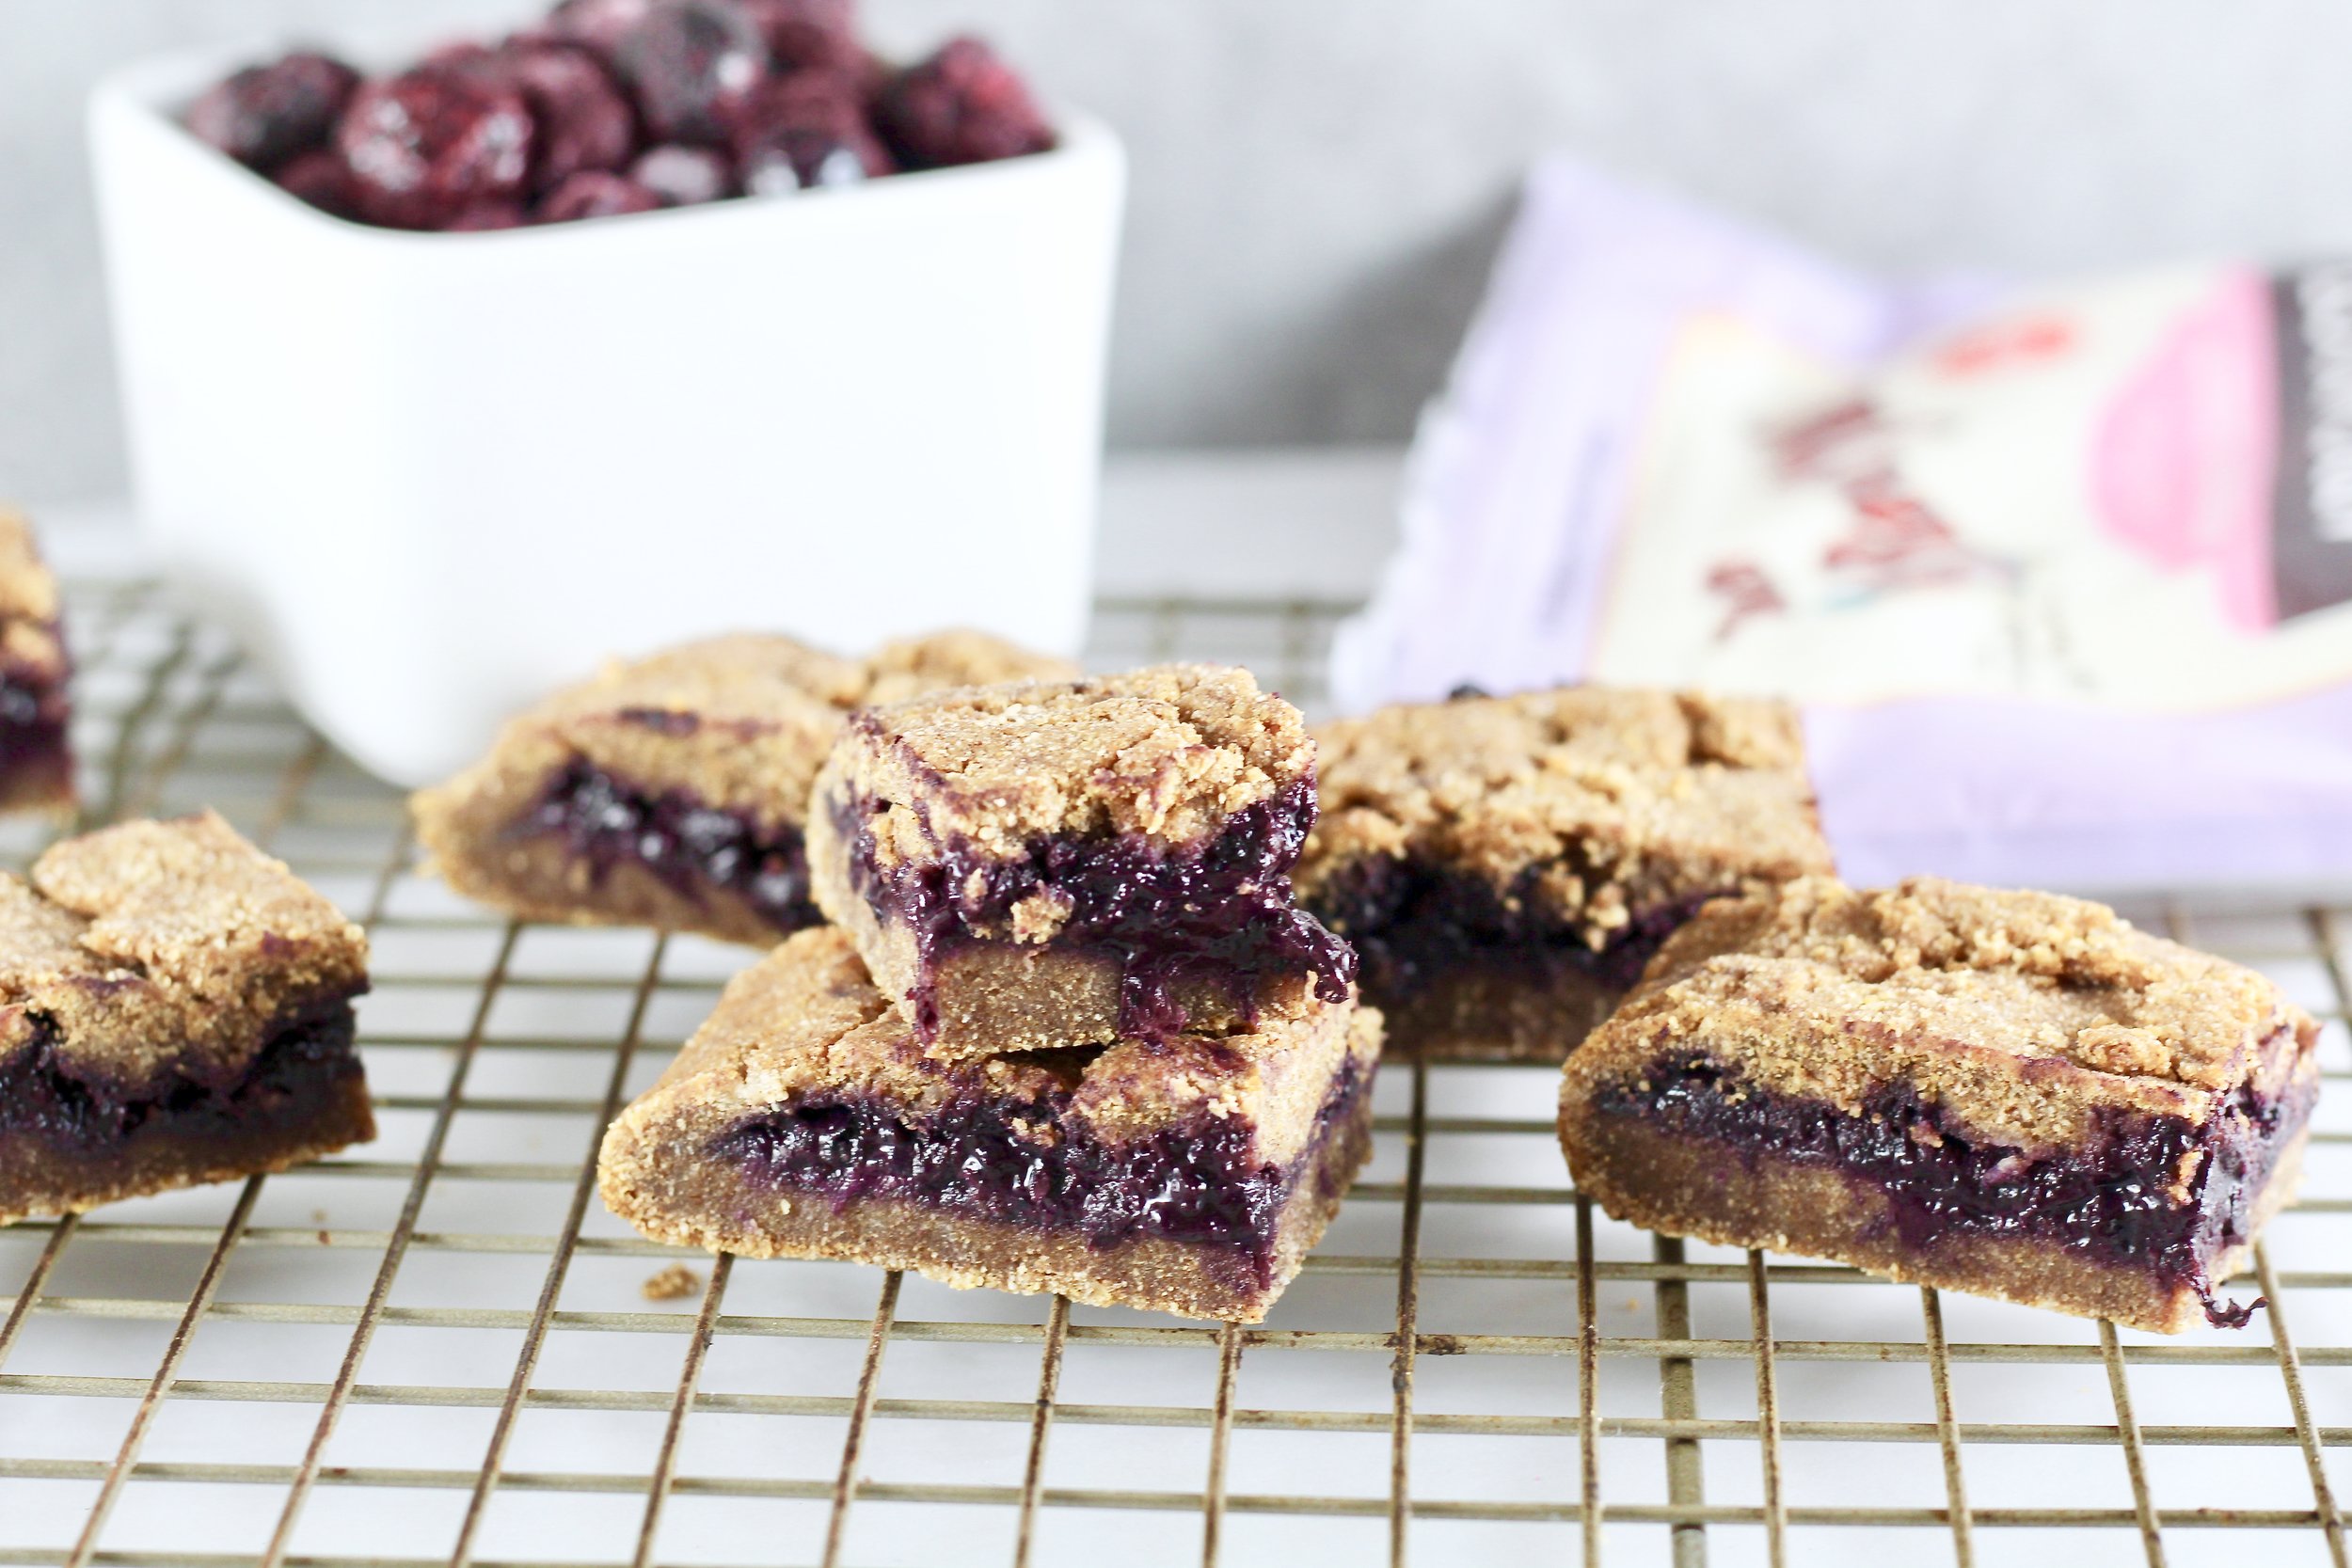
[642,1262,702,1301]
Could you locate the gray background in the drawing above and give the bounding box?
[8,0,2352,506]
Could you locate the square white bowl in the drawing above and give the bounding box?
[89,40,1124,786]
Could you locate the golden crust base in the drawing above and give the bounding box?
[421,829,792,948]
[1559,1103,2305,1335]
[601,1078,1374,1323]
[0,1072,374,1227]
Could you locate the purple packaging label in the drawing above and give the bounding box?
[1333,158,2352,891]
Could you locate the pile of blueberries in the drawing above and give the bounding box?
[183,0,1057,231]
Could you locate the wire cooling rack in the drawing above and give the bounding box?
[6,576,2352,1568]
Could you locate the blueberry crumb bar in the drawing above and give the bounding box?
[0,811,373,1222]
[806,663,1355,1056]
[1298,687,1834,1061]
[413,629,1072,946]
[0,511,72,815]
[1558,877,2318,1333]
[598,927,1379,1322]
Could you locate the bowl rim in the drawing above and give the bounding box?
[91,31,1120,245]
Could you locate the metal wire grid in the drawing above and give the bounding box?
[3,580,2352,1567]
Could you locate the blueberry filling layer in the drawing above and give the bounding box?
[1596,1047,2315,1327]
[1307,857,1721,1000]
[0,641,72,788]
[0,709,69,781]
[712,1053,1371,1289]
[834,779,1355,1039]
[0,999,364,1157]
[513,758,817,934]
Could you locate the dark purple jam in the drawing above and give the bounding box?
[0,640,73,802]
[1307,858,1719,1001]
[0,1001,362,1154]
[0,689,69,772]
[1598,1048,2316,1328]
[834,778,1355,1041]
[514,758,816,936]
[712,1053,1369,1286]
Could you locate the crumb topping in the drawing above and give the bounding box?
[558,633,869,721]
[860,629,1079,706]
[1298,687,1832,941]
[618,927,1375,1168]
[1007,886,1073,943]
[1,811,368,1092]
[1579,876,2318,1149]
[827,663,1316,852]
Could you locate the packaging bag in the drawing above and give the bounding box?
[1332,158,2352,891]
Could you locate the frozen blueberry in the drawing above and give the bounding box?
[444,199,531,230]
[271,148,361,218]
[730,71,888,193]
[545,0,660,58]
[740,136,866,195]
[499,44,640,192]
[872,36,1054,169]
[425,40,640,194]
[613,0,771,145]
[420,40,502,72]
[630,143,736,204]
[337,65,535,230]
[736,0,861,74]
[185,51,360,172]
[534,170,664,222]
